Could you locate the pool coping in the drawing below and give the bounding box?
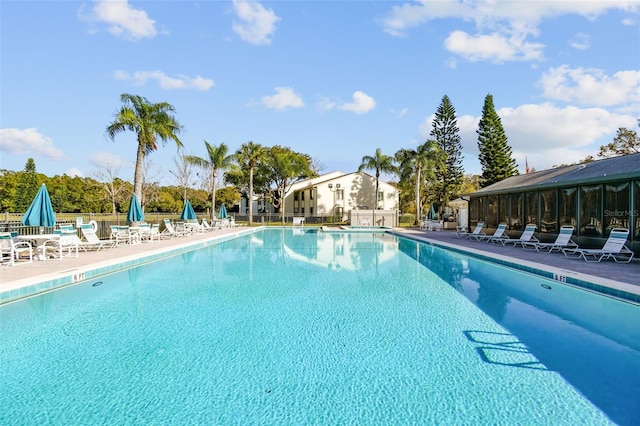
[392,230,640,305]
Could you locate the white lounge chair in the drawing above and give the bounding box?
[79,223,116,251]
[0,232,33,266]
[562,228,634,263]
[470,223,507,242]
[201,218,217,232]
[162,219,187,237]
[43,229,79,259]
[457,221,484,239]
[110,225,139,245]
[522,225,577,253]
[492,224,538,247]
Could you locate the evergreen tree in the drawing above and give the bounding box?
[14,158,40,211]
[476,94,518,187]
[430,95,464,208]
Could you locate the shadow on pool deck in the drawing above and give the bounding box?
[1,227,639,301]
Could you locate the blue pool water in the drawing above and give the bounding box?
[1,229,639,425]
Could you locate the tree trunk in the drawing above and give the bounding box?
[415,166,421,226]
[248,166,254,226]
[133,139,145,201]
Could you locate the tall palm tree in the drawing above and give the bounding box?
[395,140,442,225]
[358,148,397,209]
[234,141,267,226]
[184,141,235,221]
[105,93,183,203]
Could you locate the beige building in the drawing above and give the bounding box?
[285,171,399,221]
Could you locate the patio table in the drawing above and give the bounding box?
[14,234,59,260]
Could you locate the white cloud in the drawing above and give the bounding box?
[338,91,376,114]
[114,70,214,91]
[317,96,337,112]
[420,102,636,172]
[79,0,157,41]
[260,87,304,110]
[232,0,280,45]
[569,32,590,50]
[444,29,544,63]
[0,128,65,160]
[90,151,128,169]
[539,65,640,107]
[65,168,84,178]
[381,0,638,62]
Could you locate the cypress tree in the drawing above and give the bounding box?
[430,95,464,208]
[477,94,518,187]
[14,158,40,211]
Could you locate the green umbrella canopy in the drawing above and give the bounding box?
[180,199,197,220]
[218,203,228,219]
[22,184,56,227]
[127,194,145,223]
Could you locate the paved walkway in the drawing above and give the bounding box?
[396,228,639,295]
[2,227,639,302]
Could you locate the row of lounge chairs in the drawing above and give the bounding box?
[1,217,235,266]
[457,221,634,263]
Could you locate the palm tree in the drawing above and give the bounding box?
[395,140,442,225]
[358,148,397,209]
[105,93,183,203]
[234,141,267,226]
[184,141,235,221]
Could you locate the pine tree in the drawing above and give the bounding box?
[430,95,464,208]
[476,94,518,187]
[14,158,40,211]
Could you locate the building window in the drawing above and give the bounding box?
[294,207,299,213]
[510,193,524,231]
[634,181,640,241]
[540,189,557,233]
[337,189,343,201]
[301,207,305,214]
[487,195,498,228]
[294,192,298,201]
[499,194,510,228]
[580,184,602,237]
[310,207,314,214]
[301,191,305,201]
[478,196,486,224]
[310,189,314,200]
[525,191,538,228]
[559,187,577,228]
[604,181,630,237]
[378,192,384,202]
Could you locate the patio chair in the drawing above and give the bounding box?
[0,232,33,266]
[43,229,79,259]
[562,228,634,263]
[492,224,538,247]
[110,225,139,245]
[79,223,117,251]
[201,218,217,232]
[470,223,507,242]
[456,221,484,239]
[522,225,578,253]
[162,219,187,237]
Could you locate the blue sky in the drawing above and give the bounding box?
[1,0,639,186]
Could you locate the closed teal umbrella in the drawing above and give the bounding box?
[180,199,197,220]
[427,204,437,220]
[22,184,56,230]
[217,203,228,219]
[127,194,144,223]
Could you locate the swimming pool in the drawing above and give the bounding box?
[1,228,638,424]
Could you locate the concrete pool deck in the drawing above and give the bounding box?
[1,226,639,304]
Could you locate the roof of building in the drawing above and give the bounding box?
[472,153,640,195]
